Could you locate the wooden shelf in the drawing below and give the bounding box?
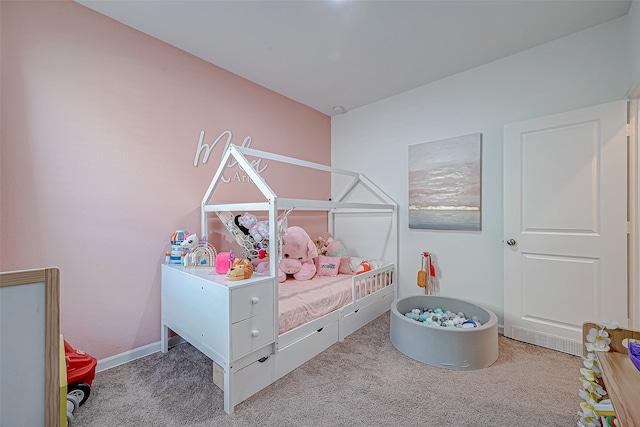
[595,351,640,427]
[584,322,640,427]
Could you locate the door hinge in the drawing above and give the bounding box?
[628,221,632,234]
[627,123,631,137]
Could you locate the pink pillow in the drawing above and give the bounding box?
[316,256,341,276]
[339,257,352,274]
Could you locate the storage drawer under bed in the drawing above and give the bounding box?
[213,320,339,399]
[340,290,393,340]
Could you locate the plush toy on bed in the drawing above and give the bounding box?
[317,232,348,257]
[257,226,317,283]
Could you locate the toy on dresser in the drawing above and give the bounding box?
[226,258,254,281]
[179,232,218,268]
[164,229,215,266]
[166,229,188,264]
[216,250,235,274]
[214,250,254,280]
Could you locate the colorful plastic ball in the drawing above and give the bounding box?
[461,319,479,328]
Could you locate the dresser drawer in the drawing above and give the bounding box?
[231,311,274,358]
[231,282,273,323]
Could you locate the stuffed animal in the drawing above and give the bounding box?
[257,226,317,283]
[179,233,218,267]
[237,212,257,235]
[317,232,348,257]
[355,260,371,275]
[312,239,324,256]
[237,212,270,243]
[249,220,269,243]
[179,232,200,250]
[226,258,254,281]
[234,214,250,235]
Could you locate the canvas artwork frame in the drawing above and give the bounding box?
[408,133,482,231]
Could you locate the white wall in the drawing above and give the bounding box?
[331,16,630,324]
[628,1,640,328]
[628,1,640,92]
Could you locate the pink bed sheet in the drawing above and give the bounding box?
[278,274,354,334]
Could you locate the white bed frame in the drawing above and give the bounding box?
[161,144,398,414]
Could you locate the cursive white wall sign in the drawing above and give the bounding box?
[193,130,268,183]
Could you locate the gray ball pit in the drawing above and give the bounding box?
[390,295,498,370]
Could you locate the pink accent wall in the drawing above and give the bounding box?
[0,1,330,359]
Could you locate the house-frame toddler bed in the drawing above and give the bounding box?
[161,145,398,414]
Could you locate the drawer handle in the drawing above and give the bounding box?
[251,330,260,337]
[251,297,260,304]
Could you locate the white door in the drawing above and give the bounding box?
[504,100,628,356]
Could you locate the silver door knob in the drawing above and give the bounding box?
[506,239,517,246]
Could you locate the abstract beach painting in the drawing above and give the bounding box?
[409,133,482,231]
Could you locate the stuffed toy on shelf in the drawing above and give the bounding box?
[237,212,270,243]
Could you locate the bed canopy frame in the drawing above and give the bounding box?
[200,144,399,278]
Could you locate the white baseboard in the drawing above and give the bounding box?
[96,324,505,373]
[96,336,185,373]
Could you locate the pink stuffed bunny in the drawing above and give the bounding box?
[257,226,317,282]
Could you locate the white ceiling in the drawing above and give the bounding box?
[75,0,632,116]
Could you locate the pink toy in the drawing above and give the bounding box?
[317,232,348,257]
[215,250,235,274]
[257,226,317,283]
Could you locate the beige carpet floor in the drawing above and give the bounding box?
[72,312,582,426]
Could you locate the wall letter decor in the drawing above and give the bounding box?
[193,130,269,183]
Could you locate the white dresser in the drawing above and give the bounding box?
[160,264,277,412]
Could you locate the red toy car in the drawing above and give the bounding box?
[64,339,97,406]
